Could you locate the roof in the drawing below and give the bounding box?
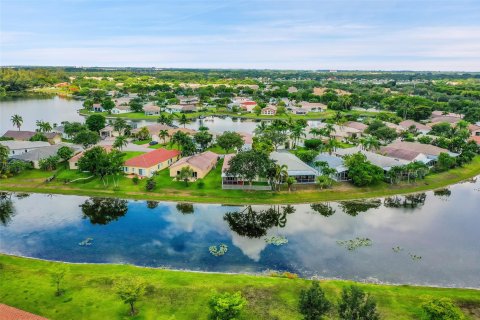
[379,146,424,161]
[131,124,174,135]
[313,153,348,172]
[399,120,430,131]
[334,146,409,169]
[240,101,257,105]
[168,127,197,136]
[0,304,48,320]
[344,121,368,132]
[432,110,463,118]
[0,141,50,150]
[270,151,318,176]
[2,130,60,141]
[124,148,180,168]
[239,132,253,144]
[298,101,327,110]
[143,105,160,112]
[169,104,196,111]
[387,141,452,157]
[11,143,83,162]
[221,153,235,176]
[470,135,480,145]
[113,105,131,110]
[170,151,218,171]
[100,125,115,133]
[429,116,462,124]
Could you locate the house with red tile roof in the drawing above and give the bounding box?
[239,101,257,112]
[0,304,48,320]
[261,105,277,115]
[123,148,180,177]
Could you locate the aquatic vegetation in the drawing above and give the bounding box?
[409,253,422,261]
[209,244,228,256]
[392,246,404,253]
[265,235,288,246]
[337,237,373,251]
[78,237,93,246]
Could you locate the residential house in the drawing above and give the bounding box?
[292,108,308,115]
[399,120,431,134]
[221,153,266,187]
[177,96,199,105]
[334,146,409,172]
[143,104,161,116]
[111,105,132,114]
[99,125,119,139]
[270,151,318,184]
[297,101,327,112]
[123,148,181,178]
[51,125,69,139]
[2,130,62,145]
[239,132,253,150]
[0,141,50,157]
[237,101,257,112]
[169,151,218,180]
[261,105,277,116]
[69,145,113,170]
[313,153,349,181]
[11,143,83,169]
[344,121,368,133]
[166,104,197,113]
[431,110,463,119]
[92,104,105,112]
[428,116,462,126]
[383,121,403,133]
[379,146,430,165]
[383,141,458,163]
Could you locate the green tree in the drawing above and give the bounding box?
[113,118,127,135]
[194,131,213,150]
[36,120,52,133]
[316,175,334,189]
[253,105,262,116]
[338,286,380,320]
[10,114,23,131]
[115,278,146,316]
[50,267,68,297]
[39,155,60,171]
[226,150,274,186]
[286,176,296,192]
[73,130,100,148]
[86,114,106,132]
[176,166,194,186]
[101,98,115,113]
[159,129,169,144]
[136,126,150,141]
[145,177,157,191]
[0,145,10,174]
[216,131,244,153]
[29,132,48,142]
[178,114,190,128]
[83,99,94,110]
[344,153,384,187]
[208,291,247,320]
[435,153,456,172]
[113,135,128,150]
[421,297,464,320]
[299,282,332,320]
[57,146,74,162]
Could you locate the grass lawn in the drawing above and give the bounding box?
[0,255,479,320]
[132,140,151,145]
[1,156,479,205]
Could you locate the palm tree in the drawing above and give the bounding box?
[289,124,306,148]
[325,138,340,155]
[309,127,323,138]
[323,123,336,138]
[11,114,23,131]
[113,135,128,150]
[286,176,296,192]
[36,121,52,133]
[159,130,169,144]
[176,166,194,186]
[113,118,127,135]
[254,122,269,135]
[178,114,190,128]
[360,136,380,151]
[272,164,288,191]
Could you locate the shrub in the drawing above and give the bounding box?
[132,176,139,185]
[421,297,464,320]
[338,286,379,320]
[209,291,247,320]
[197,179,205,189]
[299,282,331,320]
[145,177,156,191]
[304,139,324,150]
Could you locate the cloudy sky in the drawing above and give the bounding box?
[1,0,479,71]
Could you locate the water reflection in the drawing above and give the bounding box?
[1,179,479,288]
[0,193,15,226]
[80,197,128,225]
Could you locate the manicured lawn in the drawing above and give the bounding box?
[132,140,151,145]
[0,255,478,320]
[1,157,479,205]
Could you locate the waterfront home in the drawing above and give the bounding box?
[51,125,69,139]
[166,104,197,113]
[334,146,409,172]
[143,104,161,116]
[382,141,457,163]
[261,105,277,116]
[69,145,113,170]
[239,132,253,150]
[92,104,105,112]
[0,141,50,157]
[111,105,132,114]
[131,124,174,141]
[237,101,257,112]
[292,108,308,115]
[169,151,218,180]
[123,148,180,177]
[99,125,119,139]
[379,146,430,165]
[221,153,256,187]
[297,101,327,112]
[398,120,431,134]
[11,144,83,169]
[2,130,62,145]
[177,96,199,105]
[313,153,349,181]
[344,121,368,133]
[270,151,318,184]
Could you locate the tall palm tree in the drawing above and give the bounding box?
[113,118,127,135]
[325,138,340,155]
[254,122,269,135]
[11,114,23,131]
[159,130,169,144]
[290,124,306,148]
[113,135,128,150]
[273,164,289,191]
[309,127,323,138]
[361,136,380,151]
[178,114,190,128]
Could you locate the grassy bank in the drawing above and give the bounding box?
[1,156,479,205]
[0,255,479,320]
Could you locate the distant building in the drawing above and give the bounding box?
[92,103,105,112]
[143,104,161,116]
[111,105,132,114]
[0,141,50,157]
[2,130,62,145]
[261,105,277,116]
[399,120,431,134]
[166,104,197,113]
[343,121,368,133]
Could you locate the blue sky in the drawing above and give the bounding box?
[1,0,479,70]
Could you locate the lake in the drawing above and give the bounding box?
[1,178,479,288]
[0,96,84,132]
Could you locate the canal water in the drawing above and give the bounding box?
[1,178,479,288]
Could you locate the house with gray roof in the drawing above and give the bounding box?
[11,143,83,169]
[0,141,50,157]
[313,153,349,181]
[334,146,409,171]
[270,151,318,184]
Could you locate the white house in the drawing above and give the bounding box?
[0,141,51,157]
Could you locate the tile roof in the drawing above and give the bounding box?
[335,146,409,169]
[221,153,235,176]
[143,105,160,112]
[387,141,451,156]
[399,120,431,131]
[68,145,113,163]
[344,121,368,132]
[379,146,423,161]
[2,130,60,141]
[270,151,318,176]
[170,151,218,171]
[0,141,50,150]
[0,303,48,320]
[124,148,180,168]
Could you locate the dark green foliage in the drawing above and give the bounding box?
[80,197,128,225]
[344,153,384,186]
[421,297,464,320]
[39,155,60,171]
[72,130,100,148]
[208,291,247,320]
[299,282,332,320]
[304,139,324,150]
[216,131,244,153]
[86,114,106,132]
[225,150,274,186]
[145,177,156,191]
[29,133,48,142]
[338,286,380,320]
[295,149,319,163]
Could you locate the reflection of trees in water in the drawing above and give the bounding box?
[176,203,194,214]
[310,203,336,217]
[0,192,15,226]
[146,201,159,209]
[384,193,427,208]
[224,205,296,238]
[15,193,30,199]
[433,188,451,197]
[339,199,381,216]
[80,197,128,225]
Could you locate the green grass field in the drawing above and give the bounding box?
[1,156,479,205]
[0,255,479,320]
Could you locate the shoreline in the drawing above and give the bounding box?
[1,253,478,291]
